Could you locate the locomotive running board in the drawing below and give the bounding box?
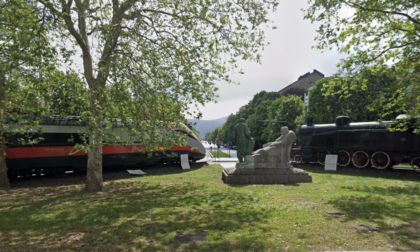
[126,169,147,175]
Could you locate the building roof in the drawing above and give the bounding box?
[279,69,325,94]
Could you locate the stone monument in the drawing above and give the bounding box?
[222,126,312,184]
[233,118,255,163]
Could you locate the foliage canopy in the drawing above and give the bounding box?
[34,0,279,190]
[208,91,304,147]
[308,65,408,124]
[0,0,61,189]
[304,0,420,131]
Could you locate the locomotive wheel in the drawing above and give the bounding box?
[352,151,370,168]
[371,152,390,169]
[317,151,330,165]
[294,155,302,163]
[337,150,351,167]
[411,157,420,173]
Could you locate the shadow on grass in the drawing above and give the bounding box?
[8,162,207,189]
[227,183,301,188]
[326,185,420,250]
[0,175,282,252]
[295,163,420,182]
[290,163,420,250]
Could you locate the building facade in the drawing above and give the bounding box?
[279,69,325,111]
[279,69,325,95]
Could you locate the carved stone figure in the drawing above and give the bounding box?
[233,118,255,162]
[247,126,296,168]
[224,126,311,184]
[272,126,296,168]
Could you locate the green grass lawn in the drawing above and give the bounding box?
[209,150,230,157]
[1,164,420,252]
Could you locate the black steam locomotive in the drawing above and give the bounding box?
[293,116,420,171]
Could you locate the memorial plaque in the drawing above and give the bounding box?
[180,154,190,170]
[325,154,338,171]
[351,224,378,231]
[301,201,317,205]
[325,210,344,215]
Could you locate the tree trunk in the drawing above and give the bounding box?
[85,89,103,192]
[0,72,10,190]
[0,141,10,190]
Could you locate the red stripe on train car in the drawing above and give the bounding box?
[5,145,201,159]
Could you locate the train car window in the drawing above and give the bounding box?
[175,130,197,140]
[6,132,86,147]
[35,133,85,146]
[6,133,40,147]
[5,134,19,146]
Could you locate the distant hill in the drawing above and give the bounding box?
[188,116,228,139]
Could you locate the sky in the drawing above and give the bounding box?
[193,0,345,120]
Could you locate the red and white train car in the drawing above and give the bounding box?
[5,117,206,177]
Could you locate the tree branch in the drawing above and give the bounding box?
[96,0,139,86]
[344,0,420,26]
[74,0,89,45]
[369,42,416,62]
[58,0,94,85]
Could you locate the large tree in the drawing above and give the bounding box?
[37,0,278,191]
[218,114,237,145]
[216,91,280,148]
[244,91,280,147]
[42,69,90,117]
[304,0,420,130]
[308,66,408,124]
[0,0,57,189]
[261,95,304,142]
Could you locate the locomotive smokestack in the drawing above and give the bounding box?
[306,117,313,126]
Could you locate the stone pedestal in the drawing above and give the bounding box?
[222,155,312,185]
[222,167,312,185]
